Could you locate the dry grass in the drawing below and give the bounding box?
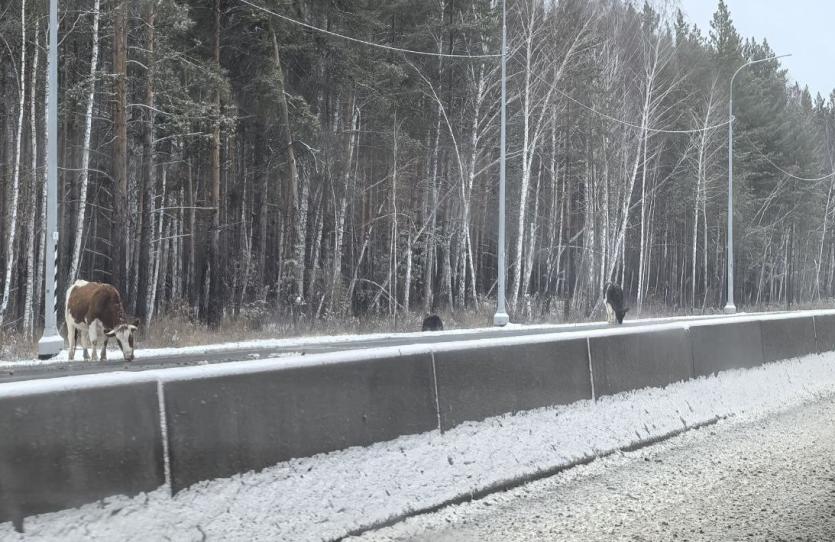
[0,329,37,361]
[141,305,499,349]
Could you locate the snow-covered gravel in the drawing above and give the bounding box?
[2,351,835,541]
[351,392,835,541]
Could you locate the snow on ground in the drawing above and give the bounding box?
[2,352,835,542]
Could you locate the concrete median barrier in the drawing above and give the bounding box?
[0,381,165,527]
[760,316,816,362]
[5,310,835,528]
[589,328,692,398]
[163,353,438,492]
[433,338,591,431]
[689,320,764,377]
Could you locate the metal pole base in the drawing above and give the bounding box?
[37,333,63,359]
[722,304,737,314]
[493,311,510,327]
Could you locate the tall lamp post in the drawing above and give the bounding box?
[494,0,509,326]
[38,0,62,358]
[724,53,789,314]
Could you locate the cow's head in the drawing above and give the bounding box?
[616,307,629,324]
[106,323,138,361]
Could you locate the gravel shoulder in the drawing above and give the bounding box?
[354,393,835,542]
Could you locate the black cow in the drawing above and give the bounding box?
[604,283,629,324]
[422,314,444,331]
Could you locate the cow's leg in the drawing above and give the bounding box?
[66,317,77,361]
[88,320,102,361]
[606,303,615,325]
[78,325,91,360]
[100,337,108,361]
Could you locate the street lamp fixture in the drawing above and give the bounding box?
[724,53,790,314]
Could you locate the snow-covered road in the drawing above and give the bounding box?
[353,394,835,542]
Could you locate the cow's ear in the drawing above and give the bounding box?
[128,316,141,327]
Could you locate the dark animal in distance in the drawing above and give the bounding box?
[422,314,444,331]
[66,280,138,361]
[604,282,629,325]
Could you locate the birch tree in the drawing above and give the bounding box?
[0,0,27,325]
[22,21,40,339]
[68,0,101,283]
[509,0,593,311]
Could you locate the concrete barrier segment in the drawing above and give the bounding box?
[588,328,693,398]
[760,316,816,362]
[433,338,591,431]
[163,352,438,492]
[0,381,165,527]
[689,320,765,377]
[813,313,835,353]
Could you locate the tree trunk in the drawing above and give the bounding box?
[391,116,399,318]
[403,229,413,313]
[424,112,441,313]
[521,162,542,306]
[136,0,157,320]
[23,22,40,338]
[329,100,358,314]
[270,26,301,305]
[256,137,269,299]
[111,0,128,297]
[69,0,101,284]
[147,167,167,324]
[637,131,649,315]
[206,0,223,327]
[0,0,28,325]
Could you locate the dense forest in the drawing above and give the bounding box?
[1,0,834,342]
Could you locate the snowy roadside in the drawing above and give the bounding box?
[2,352,835,542]
[0,322,552,367]
[0,308,802,368]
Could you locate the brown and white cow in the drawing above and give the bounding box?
[65,280,137,361]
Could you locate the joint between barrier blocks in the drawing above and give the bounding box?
[813,315,820,354]
[157,380,173,494]
[430,351,442,434]
[586,337,595,401]
[686,326,696,379]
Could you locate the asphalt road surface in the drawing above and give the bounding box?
[0,313,736,384]
[352,394,835,542]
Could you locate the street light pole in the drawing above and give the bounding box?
[494,0,509,326]
[38,0,62,358]
[724,53,789,314]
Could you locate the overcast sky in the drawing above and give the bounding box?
[676,0,835,98]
